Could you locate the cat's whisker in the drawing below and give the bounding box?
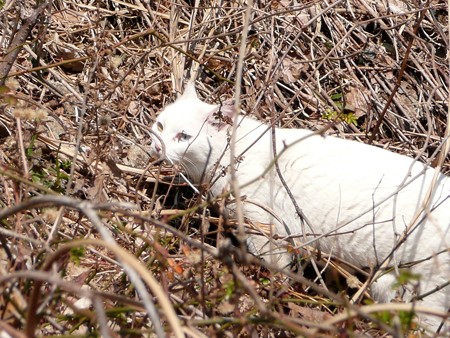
[163,153,203,195]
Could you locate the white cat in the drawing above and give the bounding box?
[150,82,449,332]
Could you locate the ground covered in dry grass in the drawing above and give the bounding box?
[0,0,448,337]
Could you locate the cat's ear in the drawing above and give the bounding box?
[180,81,198,100]
[207,99,236,130]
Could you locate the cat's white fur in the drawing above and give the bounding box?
[150,83,449,332]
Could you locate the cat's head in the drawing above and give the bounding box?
[150,82,236,181]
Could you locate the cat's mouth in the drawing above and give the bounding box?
[149,144,165,163]
[150,156,165,164]
[149,149,180,168]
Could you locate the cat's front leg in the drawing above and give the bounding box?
[245,228,293,270]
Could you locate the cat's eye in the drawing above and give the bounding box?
[156,122,163,132]
[177,131,191,142]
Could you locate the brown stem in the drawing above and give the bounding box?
[0,1,53,85]
[25,246,70,338]
[368,0,430,143]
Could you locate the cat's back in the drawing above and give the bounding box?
[261,126,450,229]
[279,127,447,186]
[235,120,450,199]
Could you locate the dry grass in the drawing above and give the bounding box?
[0,0,448,337]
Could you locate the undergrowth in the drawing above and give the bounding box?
[0,1,448,337]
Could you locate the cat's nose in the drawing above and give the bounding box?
[155,143,161,153]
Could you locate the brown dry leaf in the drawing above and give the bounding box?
[185,249,203,265]
[181,244,191,256]
[167,258,184,275]
[70,271,91,288]
[3,287,27,321]
[128,100,140,115]
[398,82,418,114]
[238,295,255,313]
[344,85,371,118]
[287,302,332,322]
[282,56,306,82]
[375,0,410,15]
[52,8,84,26]
[48,33,86,73]
[73,176,86,194]
[87,174,107,203]
[104,158,122,178]
[125,145,150,168]
[45,116,66,139]
[217,300,234,315]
